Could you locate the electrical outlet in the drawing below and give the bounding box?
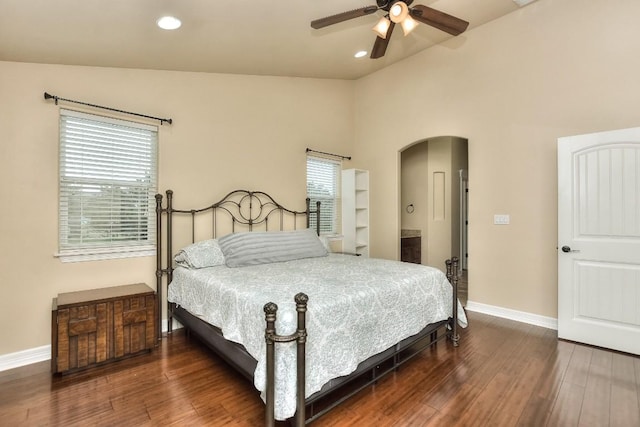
[494,214,510,225]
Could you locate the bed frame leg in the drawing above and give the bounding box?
[168,302,175,334]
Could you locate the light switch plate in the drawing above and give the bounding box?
[494,214,510,225]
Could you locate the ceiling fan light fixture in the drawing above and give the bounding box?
[310,1,469,60]
[389,2,409,24]
[400,15,418,36]
[372,17,391,39]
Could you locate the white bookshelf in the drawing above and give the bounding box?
[342,169,369,256]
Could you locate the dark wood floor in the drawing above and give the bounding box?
[1,311,639,426]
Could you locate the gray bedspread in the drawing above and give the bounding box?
[168,253,467,420]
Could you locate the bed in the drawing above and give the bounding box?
[155,189,466,425]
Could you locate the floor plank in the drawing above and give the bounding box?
[547,381,586,427]
[516,338,575,426]
[610,352,640,427]
[580,348,612,426]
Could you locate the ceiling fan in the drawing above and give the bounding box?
[310,0,469,59]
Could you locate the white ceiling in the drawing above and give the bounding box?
[0,0,528,80]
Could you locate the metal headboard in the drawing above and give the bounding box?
[154,189,321,339]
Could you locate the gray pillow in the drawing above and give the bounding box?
[174,239,225,269]
[218,228,328,267]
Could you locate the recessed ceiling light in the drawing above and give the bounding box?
[157,16,182,30]
[354,50,367,58]
[512,0,536,6]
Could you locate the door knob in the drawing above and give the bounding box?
[561,246,571,253]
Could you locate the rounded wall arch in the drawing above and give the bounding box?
[399,136,468,280]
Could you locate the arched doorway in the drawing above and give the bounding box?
[400,136,468,303]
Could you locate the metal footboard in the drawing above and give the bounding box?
[264,257,461,425]
[264,293,308,427]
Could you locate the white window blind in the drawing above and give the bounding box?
[306,156,341,234]
[58,109,158,260]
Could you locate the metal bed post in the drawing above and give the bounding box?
[264,303,277,427]
[264,293,308,427]
[445,257,460,347]
[295,293,308,425]
[451,257,460,346]
[315,201,320,236]
[305,198,321,236]
[166,190,174,333]
[155,193,163,341]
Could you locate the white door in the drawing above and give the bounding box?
[558,127,640,355]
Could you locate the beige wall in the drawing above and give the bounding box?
[0,61,354,355]
[353,0,640,318]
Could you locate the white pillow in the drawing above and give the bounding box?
[174,239,225,269]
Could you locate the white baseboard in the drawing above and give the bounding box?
[0,345,51,372]
[465,300,558,330]
[0,318,184,372]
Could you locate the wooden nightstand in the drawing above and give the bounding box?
[51,283,157,374]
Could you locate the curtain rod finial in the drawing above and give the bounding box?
[44,92,59,104]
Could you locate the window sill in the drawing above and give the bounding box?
[322,234,343,240]
[55,246,155,263]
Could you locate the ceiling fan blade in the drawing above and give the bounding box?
[311,6,378,29]
[410,5,469,36]
[370,22,395,59]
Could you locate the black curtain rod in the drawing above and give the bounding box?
[306,148,351,161]
[43,92,172,125]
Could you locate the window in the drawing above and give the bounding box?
[306,156,341,234]
[58,109,158,262]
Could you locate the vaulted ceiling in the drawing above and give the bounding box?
[0,0,532,80]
